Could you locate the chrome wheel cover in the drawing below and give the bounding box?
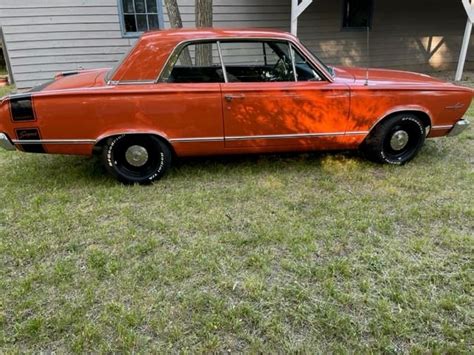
[389,130,409,151]
[125,145,149,167]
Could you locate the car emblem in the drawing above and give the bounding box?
[445,103,465,110]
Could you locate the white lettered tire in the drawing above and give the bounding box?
[362,114,426,165]
[101,134,172,184]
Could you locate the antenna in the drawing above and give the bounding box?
[365,25,370,86]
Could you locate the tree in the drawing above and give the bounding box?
[164,0,192,65]
[196,0,213,28]
[195,0,213,66]
[163,0,213,66]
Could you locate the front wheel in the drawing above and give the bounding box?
[362,114,426,165]
[101,135,172,184]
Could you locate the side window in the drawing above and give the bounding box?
[161,42,224,83]
[219,41,294,83]
[292,47,322,82]
[262,43,281,66]
[120,0,162,36]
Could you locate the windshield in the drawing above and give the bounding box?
[299,40,335,77]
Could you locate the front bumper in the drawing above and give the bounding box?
[448,118,470,137]
[0,133,16,151]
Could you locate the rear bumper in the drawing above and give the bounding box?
[0,133,16,151]
[448,118,470,137]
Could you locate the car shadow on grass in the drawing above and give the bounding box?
[174,149,361,168]
[7,149,364,186]
[2,140,452,187]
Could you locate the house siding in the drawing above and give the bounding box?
[0,0,291,88]
[298,0,474,72]
[163,0,290,29]
[0,0,134,88]
[0,0,472,89]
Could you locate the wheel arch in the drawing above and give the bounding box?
[93,131,176,157]
[367,109,433,137]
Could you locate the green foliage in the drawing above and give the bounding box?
[0,87,473,352]
[0,85,13,97]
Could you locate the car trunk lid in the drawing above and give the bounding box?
[34,68,111,92]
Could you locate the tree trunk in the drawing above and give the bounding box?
[164,0,192,65]
[196,0,213,27]
[164,0,184,29]
[195,0,213,66]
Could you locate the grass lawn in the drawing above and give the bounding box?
[0,85,13,97]
[0,85,473,352]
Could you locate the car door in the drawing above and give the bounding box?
[219,40,350,148]
[155,41,225,155]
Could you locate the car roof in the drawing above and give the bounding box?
[110,28,304,82]
[141,28,297,42]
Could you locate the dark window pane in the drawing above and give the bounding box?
[123,0,161,33]
[124,15,137,32]
[343,0,372,28]
[136,14,148,31]
[162,43,224,83]
[146,0,158,13]
[292,48,321,82]
[148,15,159,29]
[134,0,146,13]
[220,41,293,82]
[123,0,134,13]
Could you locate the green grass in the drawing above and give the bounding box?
[0,85,13,98]
[0,66,7,76]
[0,84,473,352]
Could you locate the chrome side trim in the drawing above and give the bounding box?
[226,132,364,141]
[432,125,454,130]
[346,131,370,135]
[5,131,370,147]
[0,133,16,151]
[115,80,156,85]
[448,118,470,136]
[11,139,95,145]
[169,137,224,143]
[169,131,368,143]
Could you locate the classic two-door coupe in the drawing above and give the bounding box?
[0,28,472,183]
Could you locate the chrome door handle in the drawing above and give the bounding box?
[287,93,303,99]
[224,94,245,102]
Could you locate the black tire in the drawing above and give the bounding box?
[101,134,172,184]
[362,114,426,165]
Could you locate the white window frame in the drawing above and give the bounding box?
[117,0,164,38]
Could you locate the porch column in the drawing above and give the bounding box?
[291,0,313,36]
[455,0,474,81]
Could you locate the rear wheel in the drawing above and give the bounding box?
[362,114,426,165]
[101,135,172,184]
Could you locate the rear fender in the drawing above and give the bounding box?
[95,129,172,147]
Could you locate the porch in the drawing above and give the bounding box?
[291,0,474,77]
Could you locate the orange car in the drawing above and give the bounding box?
[0,28,472,184]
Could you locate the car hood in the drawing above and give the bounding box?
[36,68,111,92]
[334,66,448,86]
